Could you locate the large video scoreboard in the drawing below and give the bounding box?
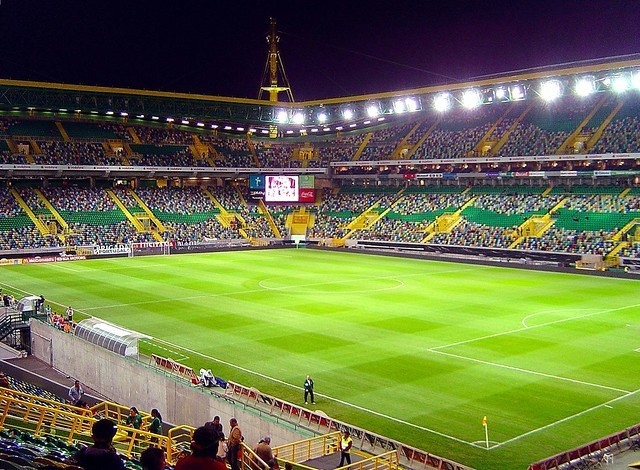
[249,174,315,203]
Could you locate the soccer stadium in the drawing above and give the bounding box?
[0,7,640,470]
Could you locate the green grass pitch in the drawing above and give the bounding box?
[2,248,640,469]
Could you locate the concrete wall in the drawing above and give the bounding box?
[30,320,311,448]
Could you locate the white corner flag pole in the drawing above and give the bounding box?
[482,416,489,449]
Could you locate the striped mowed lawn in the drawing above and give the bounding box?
[2,248,639,469]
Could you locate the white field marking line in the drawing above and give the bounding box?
[258,277,405,294]
[635,348,640,353]
[151,338,480,448]
[44,263,82,273]
[431,302,640,352]
[490,387,640,450]
[521,308,595,328]
[428,349,631,394]
[139,340,189,362]
[0,281,71,312]
[78,266,481,311]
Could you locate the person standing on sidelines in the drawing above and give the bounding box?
[226,417,243,470]
[303,375,315,405]
[69,380,85,407]
[338,431,352,468]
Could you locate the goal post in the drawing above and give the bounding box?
[129,241,172,257]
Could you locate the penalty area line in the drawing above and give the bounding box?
[152,338,481,448]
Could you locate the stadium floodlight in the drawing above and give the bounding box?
[433,93,451,112]
[611,74,629,93]
[276,109,289,124]
[495,87,508,101]
[260,129,269,134]
[349,123,357,128]
[196,122,204,127]
[249,128,256,132]
[575,77,595,97]
[311,128,318,132]
[181,119,189,125]
[166,117,175,122]
[292,111,305,125]
[317,110,328,123]
[393,99,407,114]
[106,111,114,115]
[211,124,219,129]
[363,120,371,125]
[336,126,344,130]
[286,130,294,134]
[342,108,354,120]
[237,127,245,131]
[405,97,419,112]
[151,116,159,120]
[462,89,481,109]
[121,112,129,117]
[378,117,385,121]
[366,104,380,118]
[136,114,145,119]
[632,71,640,90]
[224,125,232,130]
[323,127,330,131]
[540,80,562,102]
[510,84,526,100]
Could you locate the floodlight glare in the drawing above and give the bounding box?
[462,89,481,109]
[612,75,629,93]
[366,105,379,118]
[575,77,595,97]
[405,97,419,112]
[276,109,289,124]
[181,120,189,125]
[292,112,305,125]
[495,87,507,100]
[540,80,561,102]
[342,108,354,120]
[393,99,407,113]
[317,111,328,123]
[433,93,451,112]
[511,85,525,100]
[632,72,640,90]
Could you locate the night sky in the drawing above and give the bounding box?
[1,0,639,101]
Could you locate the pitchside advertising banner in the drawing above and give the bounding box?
[250,174,315,203]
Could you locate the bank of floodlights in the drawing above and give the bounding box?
[316,109,329,124]
[494,87,509,102]
[276,109,289,124]
[342,107,355,120]
[393,99,407,113]
[610,74,630,93]
[292,110,305,125]
[366,103,380,118]
[631,71,640,90]
[405,97,420,112]
[539,79,562,102]
[510,84,526,100]
[575,76,596,97]
[433,93,451,112]
[462,89,481,109]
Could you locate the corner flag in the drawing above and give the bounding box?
[482,416,489,449]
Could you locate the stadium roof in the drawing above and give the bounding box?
[1,57,640,136]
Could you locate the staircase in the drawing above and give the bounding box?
[127,190,166,241]
[421,196,476,242]
[352,133,373,161]
[0,313,29,343]
[10,189,50,236]
[489,103,534,156]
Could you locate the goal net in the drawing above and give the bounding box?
[129,242,171,257]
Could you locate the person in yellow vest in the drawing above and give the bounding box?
[338,431,352,467]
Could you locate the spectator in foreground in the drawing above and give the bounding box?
[176,425,227,470]
[70,418,124,470]
[140,446,166,470]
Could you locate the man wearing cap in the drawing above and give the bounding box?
[254,436,279,470]
[176,426,226,470]
[338,431,352,468]
[70,418,124,470]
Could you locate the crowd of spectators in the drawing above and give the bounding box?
[0,187,24,217]
[356,218,425,243]
[472,194,563,216]
[134,187,216,215]
[36,142,120,165]
[430,220,516,248]
[133,126,195,145]
[65,221,154,247]
[43,187,117,212]
[0,226,60,251]
[517,226,616,255]
[130,148,201,167]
